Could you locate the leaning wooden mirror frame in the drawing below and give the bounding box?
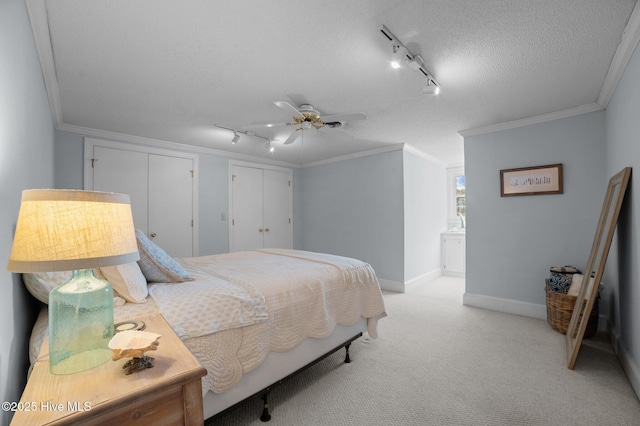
[566,167,631,369]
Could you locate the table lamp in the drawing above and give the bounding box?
[7,189,139,374]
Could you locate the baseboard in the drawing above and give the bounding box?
[463,292,547,320]
[378,269,442,293]
[404,269,442,292]
[377,278,404,293]
[608,324,640,400]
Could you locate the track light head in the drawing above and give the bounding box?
[423,79,440,95]
[390,43,408,69]
[231,132,240,144]
[265,141,274,153]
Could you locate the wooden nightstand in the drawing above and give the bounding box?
[11,314,207,425]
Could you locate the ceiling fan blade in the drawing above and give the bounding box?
[274,101,305,119]
[320,112,367,123]
[283,129,302,145]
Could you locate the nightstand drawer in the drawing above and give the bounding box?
[81,385,185,425]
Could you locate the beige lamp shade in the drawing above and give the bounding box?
[7,189,139,272]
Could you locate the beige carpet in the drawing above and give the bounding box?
[208,276,640,425]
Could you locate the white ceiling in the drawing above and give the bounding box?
[27,0,638,166]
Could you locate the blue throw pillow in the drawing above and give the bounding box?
[135,230,193,283]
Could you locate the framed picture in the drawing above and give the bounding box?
[500,163,563,196]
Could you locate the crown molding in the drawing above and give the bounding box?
[402,144,448,167]
[598,1,640,107]
[299,143,405,168]
[26,0,63,127]
[460,3,640,139]
[458,103,603,138]
[58,123,299,168]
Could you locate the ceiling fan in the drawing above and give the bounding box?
[247,101,367,145]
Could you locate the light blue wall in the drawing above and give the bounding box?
[0,0,56,423]
[197,154,229,255]
[295,150,405,283]
[604,41,640,393]
[54,131,84,189]
[465,41,640,397]
[464,111,606,305]
[403,151,447,281]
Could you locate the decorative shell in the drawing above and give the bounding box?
[109,330,161,360]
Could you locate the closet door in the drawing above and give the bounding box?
[230,164,293,251]
[88,143,195,258]
[231,166,265,252]
[263,169,292,249]
[148,154,194,258]
[91,146,149,232]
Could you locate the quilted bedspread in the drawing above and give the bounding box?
[30,249,387,396]
[178,249,387,393]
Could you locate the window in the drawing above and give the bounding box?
[447,166,465,228]
[455,175,466,218]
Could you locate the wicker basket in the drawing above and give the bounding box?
[545,281,598,338]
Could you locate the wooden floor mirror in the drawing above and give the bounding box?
[566,167,631,369]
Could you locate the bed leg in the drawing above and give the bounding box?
[344,343,352,363]
[260,390,272,422]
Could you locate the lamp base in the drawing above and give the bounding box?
[48,269,114,375]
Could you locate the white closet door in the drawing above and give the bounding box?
[148,154,194,258]
[263,169,292,249]
[231,166,264,252]
[91,146,149,232]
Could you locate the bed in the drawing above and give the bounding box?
[25,233,387,422]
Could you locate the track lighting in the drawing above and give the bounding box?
[423,79,440,95]
[379,25,441,94]
[215,124,271,148]
[390,43,409,69]
[265,141,274,153]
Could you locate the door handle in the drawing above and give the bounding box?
[265,228,270,232]
[150,232,157,238]
[259,228,264,233]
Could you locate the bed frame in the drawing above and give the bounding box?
[203,318,367,422]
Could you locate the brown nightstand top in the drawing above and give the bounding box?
[11,314,207,425]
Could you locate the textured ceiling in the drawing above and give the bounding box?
[29,0,638,166]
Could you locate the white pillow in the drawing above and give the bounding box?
[23,269,124,304]
[23,271,72,304]
[100,262,148,304]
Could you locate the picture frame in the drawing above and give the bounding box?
[566,167,631,369]
[500,163,563,196]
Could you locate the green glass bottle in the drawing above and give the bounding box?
[48,269,114,375]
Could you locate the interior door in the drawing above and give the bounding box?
[91,146,149,232]
[263,169,293,249]
[231,166,264,251]
[148,154,194,258]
